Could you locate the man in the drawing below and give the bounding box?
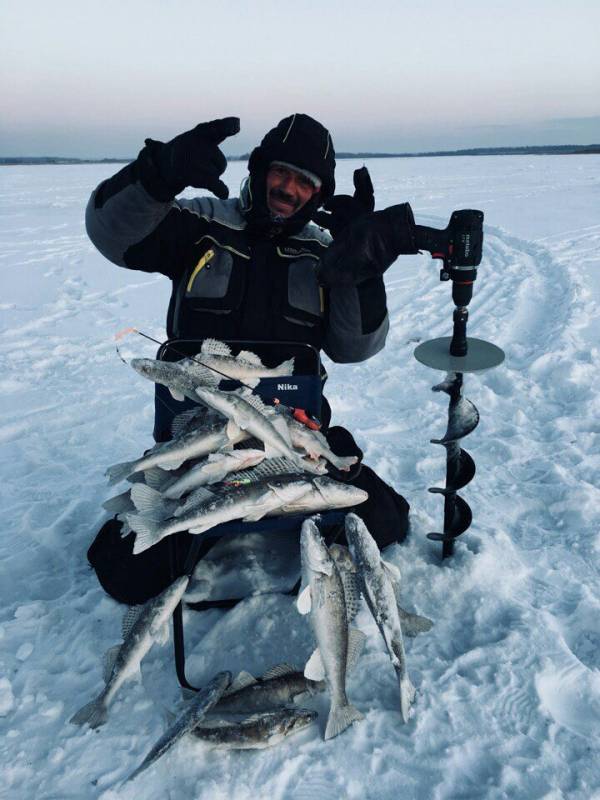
[86,113,435,604]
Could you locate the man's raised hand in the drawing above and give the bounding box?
[144,117,240,200]
[312,166,375,238]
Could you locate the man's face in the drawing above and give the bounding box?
[265,164,320,218]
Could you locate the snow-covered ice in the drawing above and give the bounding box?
[0,155,599,799]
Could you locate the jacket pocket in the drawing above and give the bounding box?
[185,240,248,312]
[285,256,324,326]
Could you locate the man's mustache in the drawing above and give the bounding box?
[269,188,300,210]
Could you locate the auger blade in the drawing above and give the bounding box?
[427,495,472,542]
[431,396,479,444]
[428,448,476,494]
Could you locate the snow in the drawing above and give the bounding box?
[1,155,599,799]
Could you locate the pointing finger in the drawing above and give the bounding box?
[194,117,241,144]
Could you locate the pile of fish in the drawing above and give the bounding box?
[102,338,367,556]
[69,339,435,780]
[297,514,434,738]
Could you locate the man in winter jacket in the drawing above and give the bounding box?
[86,113,428,605]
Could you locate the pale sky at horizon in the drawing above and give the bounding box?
[1,0,599,157]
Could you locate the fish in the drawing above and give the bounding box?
[194,386,322,474]
[211,663,326,713]
[271,476,368,516]
[178,339,295,387]
[162,449,266,499]
[105,420,249,485]
[130,357,219,402]
[225,455,327,485]
[279,411,359,472]
[191,708,317,749]
[70,576,189,729]
[328,542,433,637]
[297,517,364,740]
[125,670,231,783]
[128,475,317,554]
[344,513,416,722]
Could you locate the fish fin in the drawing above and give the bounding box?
[222,670,257,696]
[69,697,108,729]
[324,703,363,740]
[105,460,136,486]
[168,388,186,402]
[170,408,203,438]
[304,648,325,682]
[296,585,312,615]
[176,486,214,516]
[276,357,295,375]
[236,349,264,366]
[129,515,163,554]
[346,628,366,673]
[260,663,297,680]
[131,484,174,521]
[226,420,242,441]
[143,466,172,491]
[398,607,434,636]
[187,523,211,535]
[382,559,401,583]
[102,644,122,683]
[398,674,416,723]
[102,490,133,514]
[201,338,231,356]
[121,605,145,640]
[239,389,270,416]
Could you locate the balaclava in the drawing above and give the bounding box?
[244,113,336,237]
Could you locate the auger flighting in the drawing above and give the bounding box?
[414,210,505,558]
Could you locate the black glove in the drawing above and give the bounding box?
[316,203,419,287]
[312,166,375,237]
[138,117,240,202]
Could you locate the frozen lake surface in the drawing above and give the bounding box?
[0,155,599,799]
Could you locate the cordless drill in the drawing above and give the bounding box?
[416,210,484,356]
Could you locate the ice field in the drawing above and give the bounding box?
[0,154,599,799]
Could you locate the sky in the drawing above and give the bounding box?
[1,0,599,157]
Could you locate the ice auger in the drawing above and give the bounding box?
[414,210,505,559]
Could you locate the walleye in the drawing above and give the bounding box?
[212,663,325,713]
[105,421,249,485]
[194,386,322,474]
[178,339,295,387]
[270,477,368,516]
[128,476,317,554]
[130,357,218,402]
[280,411,358,472]
[70,576,189,729]
[162,449,266,499]
[125,671,231,783]
[191,708,317,749]
[297,518,364,740]
[345,513,415,722]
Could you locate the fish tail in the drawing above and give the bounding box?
[324,702,363,740]
[277,357,295,375]
[102,490,133,514]
[398,673,416,723]
[127,514,163,554]
[105,460,136,485]
[130,483,174,520]
[69,697,108,729]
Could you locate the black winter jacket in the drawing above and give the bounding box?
[86,164,389,363]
